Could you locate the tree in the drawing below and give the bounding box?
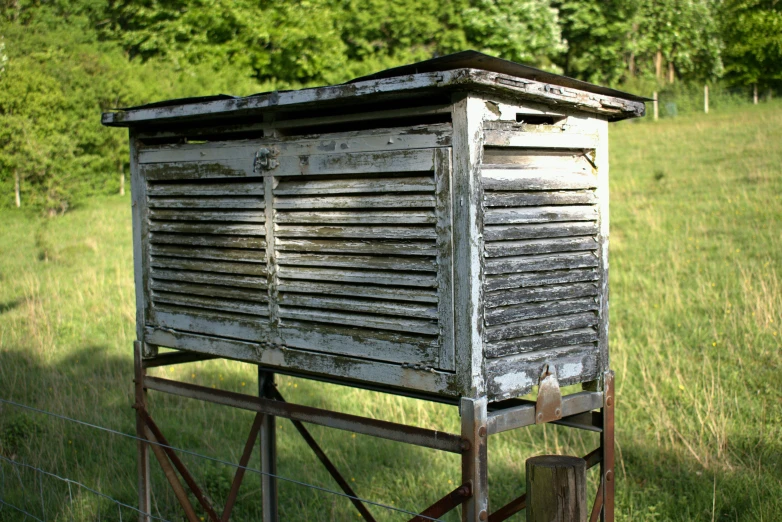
[720,0,782,92]
[553,0,639,85]
[635,0,723,83]
[461,0,564,70]
[99,0,349,87]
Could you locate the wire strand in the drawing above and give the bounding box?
[0,456,172,522]
[0,498,45,522]
[0,397,446,521]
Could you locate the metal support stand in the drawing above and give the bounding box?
[258,369,278,521]
[133,342,151,522]
[133,348,616,522]
[460,397,488,522]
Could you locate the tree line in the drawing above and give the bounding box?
[1,0,780,212]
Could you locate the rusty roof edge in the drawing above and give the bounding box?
[101,68,646,128]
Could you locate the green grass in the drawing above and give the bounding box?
[1,101,781,521]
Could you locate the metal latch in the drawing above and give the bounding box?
[535,364,562,424]
[254,147,279,173]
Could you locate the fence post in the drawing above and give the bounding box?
[526,455,586,522]
[704,85,709,114]
[653,92,659,121]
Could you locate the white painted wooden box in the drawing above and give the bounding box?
[103,52,645,402]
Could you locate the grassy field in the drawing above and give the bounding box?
[1,101,781,521]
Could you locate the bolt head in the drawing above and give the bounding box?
[536,412,543,422]
[606,470,614,482]
[606,396,614,407]
[478,426,487,438]
[554,408,561,418]
[479,510,488,521]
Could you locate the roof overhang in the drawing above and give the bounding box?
[102,53,647,128]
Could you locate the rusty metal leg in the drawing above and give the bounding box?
[460,397,488,522]
[222,413,264,521]
[134,341,151,522]
[589,482,604,522]
[272,389,377,522]
[258,368,278,521]
[601,371,615,522]
[144,426,200,522]
[137,409,220,521]
[409,483,472,522]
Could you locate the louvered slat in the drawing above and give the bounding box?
[275,170,442,343]
[146,175,268,338]
[483,152,601,360]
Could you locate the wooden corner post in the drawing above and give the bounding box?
[134,341,151,522]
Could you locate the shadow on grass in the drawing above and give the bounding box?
[1,346,777,521]
[0,299,21,315]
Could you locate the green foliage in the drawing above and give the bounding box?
[554,0,637,84]
[100,0,564,85]
[636,0,723,80]
[0,414,43,457]
[0,6,268,212]
[720,0,782,89]
[103,0,348,87]
[0,0,781,211]
[461,0,563,69]
[555,0,723,86]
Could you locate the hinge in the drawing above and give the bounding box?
[535,364,562,424]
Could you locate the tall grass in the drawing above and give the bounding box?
[1,101,780,521]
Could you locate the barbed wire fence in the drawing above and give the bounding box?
[0,398,447,522]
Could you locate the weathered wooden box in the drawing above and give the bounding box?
[103,52,645,402]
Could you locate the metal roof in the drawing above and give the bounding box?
[350,51,649,102]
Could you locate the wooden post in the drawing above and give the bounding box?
[526,456,586,522]
[704,85,709,114]
[134,341,151,522]
[259,368,278,521]
[653,92,659,121]
[14,170,20,208]
[753,84,758,105]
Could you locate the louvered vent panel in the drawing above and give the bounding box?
[273,170,444,365]
[145,177,269,339]
[482,151,601,360]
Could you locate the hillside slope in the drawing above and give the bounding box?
[0,103,780,520]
